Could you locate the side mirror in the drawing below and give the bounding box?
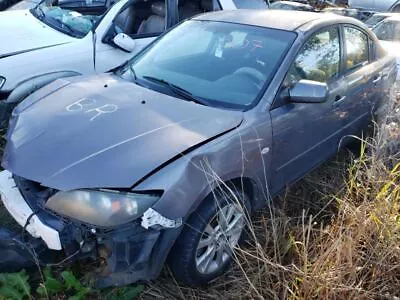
[289,80,328,103]
[113,33,136,52]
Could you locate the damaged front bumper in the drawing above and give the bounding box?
[0,171,62,249]
[0,95,14,130]
[0,170,182,287]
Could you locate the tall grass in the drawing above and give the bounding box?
[144,88,400,299]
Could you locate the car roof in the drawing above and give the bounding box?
[194,10,352,32]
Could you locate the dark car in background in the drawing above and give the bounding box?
[0,9,396,288]
[0,0,18,10]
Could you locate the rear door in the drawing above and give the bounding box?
[269,26,345,194]
[336,25,378,143]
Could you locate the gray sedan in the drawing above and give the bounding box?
[0,10,396,287]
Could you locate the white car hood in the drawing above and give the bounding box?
[379,40,400,60]
[379,40,400,80]
[0,9,75,58]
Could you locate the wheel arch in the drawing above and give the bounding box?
[186,175,262,221]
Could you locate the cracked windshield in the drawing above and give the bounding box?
[31,0,102,37]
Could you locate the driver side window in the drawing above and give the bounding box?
[114,0,167,37]
[285,27,340,87]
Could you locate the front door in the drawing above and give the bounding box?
[269,26,345,194]
[95,0,177,73]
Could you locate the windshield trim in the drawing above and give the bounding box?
[116,20,298,111]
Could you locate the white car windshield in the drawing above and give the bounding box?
[374,20,400,41]
[120,20,296,110]
[31,1,100,37]
[365,15,386,27]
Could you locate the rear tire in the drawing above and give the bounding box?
[168,187,251,286]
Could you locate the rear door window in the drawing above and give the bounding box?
[344,27,369,70]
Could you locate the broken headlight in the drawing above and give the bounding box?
[45,189,160,227]
[0,77,5,90]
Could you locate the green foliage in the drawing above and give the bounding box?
[61,271,91,300]
[0,270,31,300]
[0,268,102,300]
[35,269,92,299]
[36,267,63,297]
[0,269,145,300]
[104,285,144,300]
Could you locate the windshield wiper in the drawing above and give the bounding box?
[129,64,138,82]
[142,76,208,106]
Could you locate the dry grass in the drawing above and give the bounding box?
[142,88,400,299]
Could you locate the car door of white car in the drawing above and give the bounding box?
[93,0,177,73]
[94,0,239,74]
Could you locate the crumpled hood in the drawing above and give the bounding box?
[3,74,243,190]
[0,10,74,58]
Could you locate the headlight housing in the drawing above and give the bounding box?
[45,189,161,227]
[0,77,5,90]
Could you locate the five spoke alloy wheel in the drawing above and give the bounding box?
[168,189,251,286]
[195,203,245,275]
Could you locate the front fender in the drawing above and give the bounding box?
[134,125,270,220]
[6,71,81,104]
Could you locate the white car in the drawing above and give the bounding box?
[0,0,267,106]
[373,16,400,79]
[364,12,398,28]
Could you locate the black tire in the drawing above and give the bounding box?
[168,187,251,286]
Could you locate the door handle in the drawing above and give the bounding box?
[334,95,346,103]
[373,76,382,83]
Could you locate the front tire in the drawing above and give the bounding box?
[168,188,251,286]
